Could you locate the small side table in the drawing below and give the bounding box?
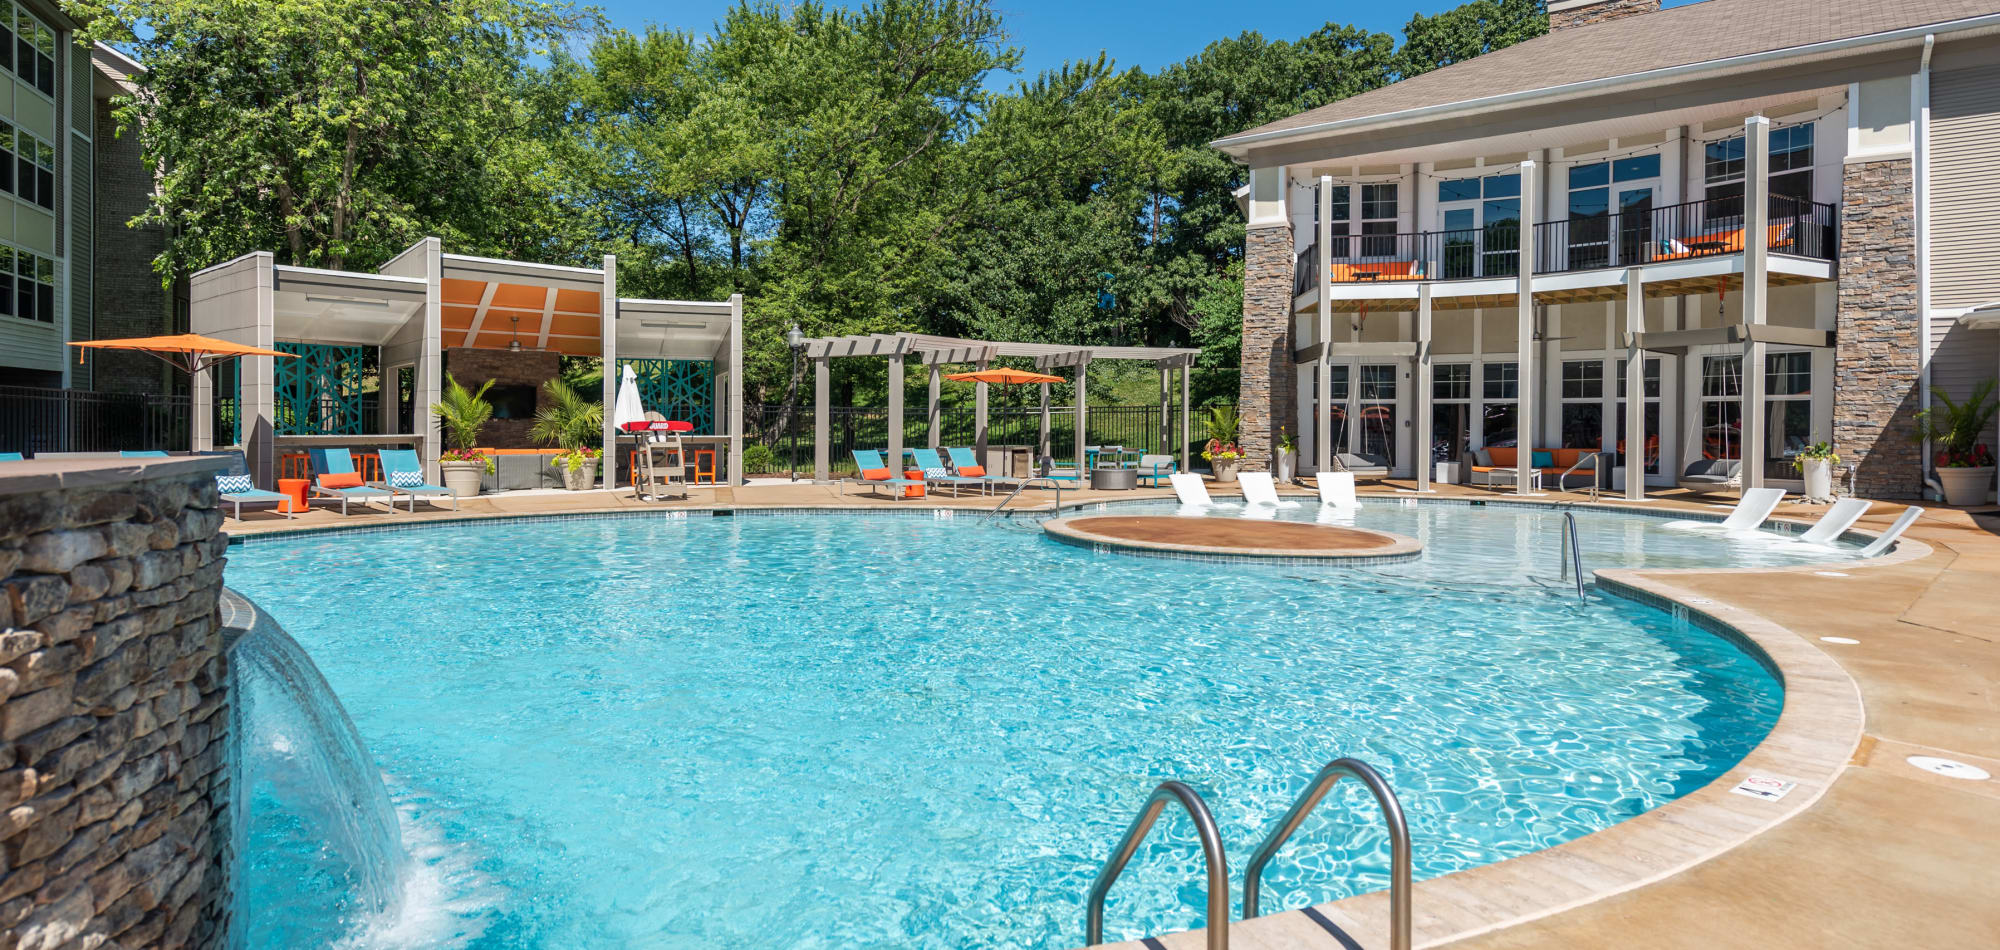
[1091,467,1138,491]
[276,478,310,514]
[902,468,927,499]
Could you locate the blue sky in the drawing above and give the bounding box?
[586,0,1705,82]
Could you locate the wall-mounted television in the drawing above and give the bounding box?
[488,384,538,420]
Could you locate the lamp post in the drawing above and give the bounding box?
[786,322,806,481]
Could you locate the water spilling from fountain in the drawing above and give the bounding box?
[226,590,408,947]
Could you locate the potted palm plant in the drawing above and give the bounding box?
[431,373,495,498]
[1791,441,1838,503]
[1202,405,1243,484]
[1916,379,1997,507]
[531,377,605,490]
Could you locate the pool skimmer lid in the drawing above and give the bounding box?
[1906,756,1991,781]
[1819,637,1860,645]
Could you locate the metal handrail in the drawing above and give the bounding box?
[1557,454,1598,500]
[1558,511,1587,600]
[1084,781,1229,950]
[991,475,1063,514]
[1241,760,1410,950]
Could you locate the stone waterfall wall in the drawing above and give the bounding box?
[0,458,231,949]
[1835,159,1924,499]
[1238,224,1298,472]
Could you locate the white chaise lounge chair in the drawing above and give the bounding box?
[1792,498,1871,546]
[1238,472,1301,509]
[1169,473,1236,514]
[1859,506,1924,558]
[1662,487,1785,535]
[1317,472,1358,510]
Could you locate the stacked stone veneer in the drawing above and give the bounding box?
[1549,0,1659,31]
[0,459,231,948]
[1238,225,1297,472]
[1835,159,1924,499]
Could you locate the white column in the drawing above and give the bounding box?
[1317,174,1335,477]
[1516,160,1539,494]
[600,254,618,488]
[1415,283,1434,492]
[1625,269,1648,501]
[1741,116,1770,491]
[887,354,905,473]
[974,358,990,461]
[1073,357,1089,476]
[726,293,744,486]
[926,361,942,449]
[813,356,830,482]
[1158,366,1170,454]
[1038,382,1051,460]
[1180,363,1192,473]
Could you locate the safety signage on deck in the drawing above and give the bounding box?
[1729,774,1797,801]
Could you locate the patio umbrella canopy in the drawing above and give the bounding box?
[67,333,295,375]
[613,364,646,429]
[942,368,1063,385]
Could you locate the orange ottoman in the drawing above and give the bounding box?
[902,469,926,499]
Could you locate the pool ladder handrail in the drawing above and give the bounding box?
[1558,510,1587,600]
[991,476,1063,514]
[1241,758,1412,950]
[1558,454,1602,500]
[1084,781,1229,950]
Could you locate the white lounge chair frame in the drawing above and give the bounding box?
[1795,498,1871,546]
[1238,472,1301,509]
[1317,472,1358,510]
[1859,506,1923,558]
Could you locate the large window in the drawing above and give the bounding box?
[1315,182,1400,259]
[1560,359,1604,450]
[1433,363,1472,465]
[0,243,55,324]
[0,120,13,197]
[1616,357,1662,475]
[1700,352,1814,471]
[5,3,55,97]
[8,126,52,210]
[1481,361,1520,448]
[1567,154,1660,269]
[1705,124,1814,219]
[1438,172,1521,278]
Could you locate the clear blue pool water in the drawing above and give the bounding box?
[224,500,1856,949]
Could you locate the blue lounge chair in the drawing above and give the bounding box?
[374,449,458,512]
[0,452,22,462]
[211,450,292,521]
[945,447,1014,494]
[910,448,987,496]
[121,450,170,458]
[846,450,924,500]
[306,448,397,515]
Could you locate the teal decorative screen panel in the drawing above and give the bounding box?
[619,359,714,433]
[275,342,367,435]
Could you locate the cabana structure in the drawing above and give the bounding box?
[190,239,743,487]
[797,333,1200,482]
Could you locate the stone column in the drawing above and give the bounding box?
[1835,159,1923,499]
[1239,224,1297,472]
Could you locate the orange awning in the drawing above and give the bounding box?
[69,333,296,375]
[943,368,1064,385]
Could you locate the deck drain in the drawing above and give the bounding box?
[1819,636,1860,645]
[1813,571,1851,577]
[1906,756,1991,781]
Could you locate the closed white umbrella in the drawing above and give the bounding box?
[613,364,646,429]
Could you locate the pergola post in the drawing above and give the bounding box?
[725,293,745,486]
[1515,160,1539,495]
[1415,283,1434,492]
[1317,174,1335,477]
[1038,382,1051,461]
[1180,362,1192,473]
[1073,356,1089,476]
[888,354,905,472]
[1625,268,1648,501]
[1740,116,1771,492]
[600,254,618,488]
[814,356,830,482]
[1158,365,1170,453]
[927,361,942,449]
[974,358,990,462]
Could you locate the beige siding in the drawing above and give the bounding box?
[1931,63,2000,310]
[1930,319,1998,402]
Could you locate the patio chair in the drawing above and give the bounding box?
[1331,452,1391,480]
[121,450,170,458]
[945,447,1013,494]
[374,449,459,512]
[1135,454,1176,487]
[1677,458,1741,495]
[1168,472,1236,514]
[0,452,22,462]
[1238,472,1302,509]
[910,448,987,497]
[1662,487,1785,535]
[1859,506,1924,558]
[846,450,924,500]
[306,448,398,515]
[1317,472,1359,510]
[1794,498,1872,547]
[210,450,292,521]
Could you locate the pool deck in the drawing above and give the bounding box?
[215,477,2000,949]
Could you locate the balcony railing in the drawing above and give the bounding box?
[1293,195,1836,295]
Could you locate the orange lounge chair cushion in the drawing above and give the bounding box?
[958,465,986,477]
[860,468,891,480]
[1471,447,1589,476]
[318,472,363,489]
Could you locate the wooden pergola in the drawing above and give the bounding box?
[799,333,1201,482]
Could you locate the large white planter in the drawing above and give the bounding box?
[1800,457,1834,503]
[1275,451,1295,482]
[556,456,600,491]
[1435,461,1459,485]
[1212,458,1240,484]
[1937,465,1995,507]
[440,460,484,498]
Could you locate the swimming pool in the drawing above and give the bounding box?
[224,500,1857,948]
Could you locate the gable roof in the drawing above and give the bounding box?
[1216,0,2000,151]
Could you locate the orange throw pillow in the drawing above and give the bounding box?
[860,468,891,480]
[959,465,986,477]
[319,472,363,489]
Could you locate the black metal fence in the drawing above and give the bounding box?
[0,386,193,455]
[746,403,1233,477]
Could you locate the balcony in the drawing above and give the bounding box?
[1293,196,1837,297]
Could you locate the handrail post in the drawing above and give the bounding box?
[1241,758,1410,950]
[1562,511,1586,600]
[1085,781,1229,950]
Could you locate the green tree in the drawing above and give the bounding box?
[74,0,595,276]
[1396,0,1548,78]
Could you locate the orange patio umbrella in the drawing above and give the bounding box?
[68,333,295,376]
[942,368,1063,385]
